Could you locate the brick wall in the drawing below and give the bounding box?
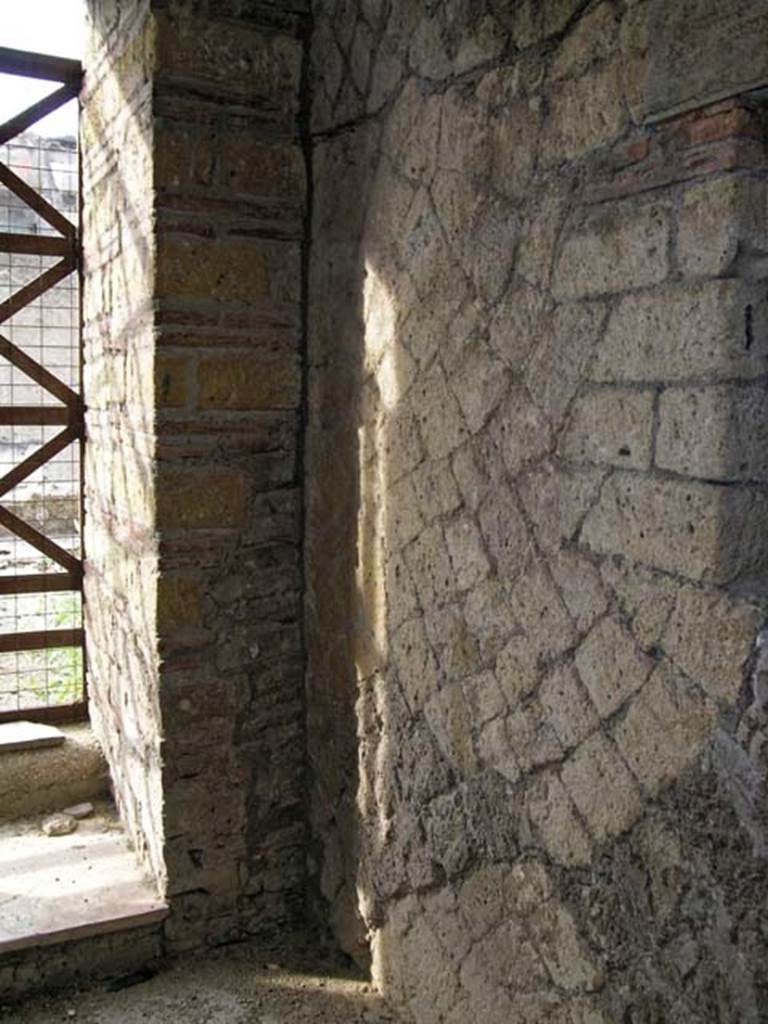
[83,0,309,948]
[152,0,309,950]
[306,2,768,1021]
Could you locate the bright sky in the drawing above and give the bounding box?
[0,2,85,138]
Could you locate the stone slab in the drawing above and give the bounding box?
[0,722,65,754]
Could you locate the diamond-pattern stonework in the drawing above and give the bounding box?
[306,3,768,1022]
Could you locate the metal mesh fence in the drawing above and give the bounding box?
[0,122,82,716]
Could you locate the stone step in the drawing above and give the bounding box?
[0,723,108,823]
[0,801,168,1000]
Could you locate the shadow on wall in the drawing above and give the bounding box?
[305,6,768,1021]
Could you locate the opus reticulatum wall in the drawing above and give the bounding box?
[305,2,768,1021]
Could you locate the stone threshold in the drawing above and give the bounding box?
[0,801,167,957]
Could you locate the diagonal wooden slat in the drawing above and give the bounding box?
[0,232,74,257]
[0,505,80,574]
[0,424,79,499]
[0,162,76,239]
[0,257,75,323]
[0,83,77,147]
[0,330,80,407]
[0,47,82,85]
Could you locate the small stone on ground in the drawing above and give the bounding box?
[61,803,94,820]
[41,813,77,837]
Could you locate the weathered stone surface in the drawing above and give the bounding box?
[412,458,461,522]
[155,353,189,408]
[656,384,768,482]
[156,237,300,307]
[553,202,670,299]
[524,772,593,867]
[61,802,95,820]
[450,338,510,435]
[526,301,607,431]
[592,279,768,384]
[613,662,717,793]
[540,65,628,166]
[425,684,478,777]
[42,813,78,837]
[580,472,768,583]
[157,468,249,529]
[478,481,532,580]
[154,10,302,113]
[662,585,761,704]
[415,359,470,461]
[0,721,65,754]
[644,0,768,120]
[599,559,678,649]
[509,561,577,662]
[574,617,652,719]
[538,665,599,752]
[83,0,167,901]
[444,516,491,593]
[549,550,608,636]
[198,352,301,411]
[405,523,456,610]
[506,703,564,773]
[561,733,643,841]
[519,461,606,556]
[305,3,768,1022]
[493,387,553,477]
[392,616,440,713]
[560,388,654,470]
[676,176,766,279]
[84,0,308,962]
[528,902,605,992]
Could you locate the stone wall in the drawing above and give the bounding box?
[82,0,163,886]
[83,0,309,948]
[306,2,768,1021]
[152,0,309,949]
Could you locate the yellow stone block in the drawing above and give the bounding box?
[157,468,249,529]
[156,353,189,408]
[198,352,299,410]
[158,576,204,630]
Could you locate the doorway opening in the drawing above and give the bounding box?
[0,37,167,967]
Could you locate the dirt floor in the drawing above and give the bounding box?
[2,941,401,1024]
